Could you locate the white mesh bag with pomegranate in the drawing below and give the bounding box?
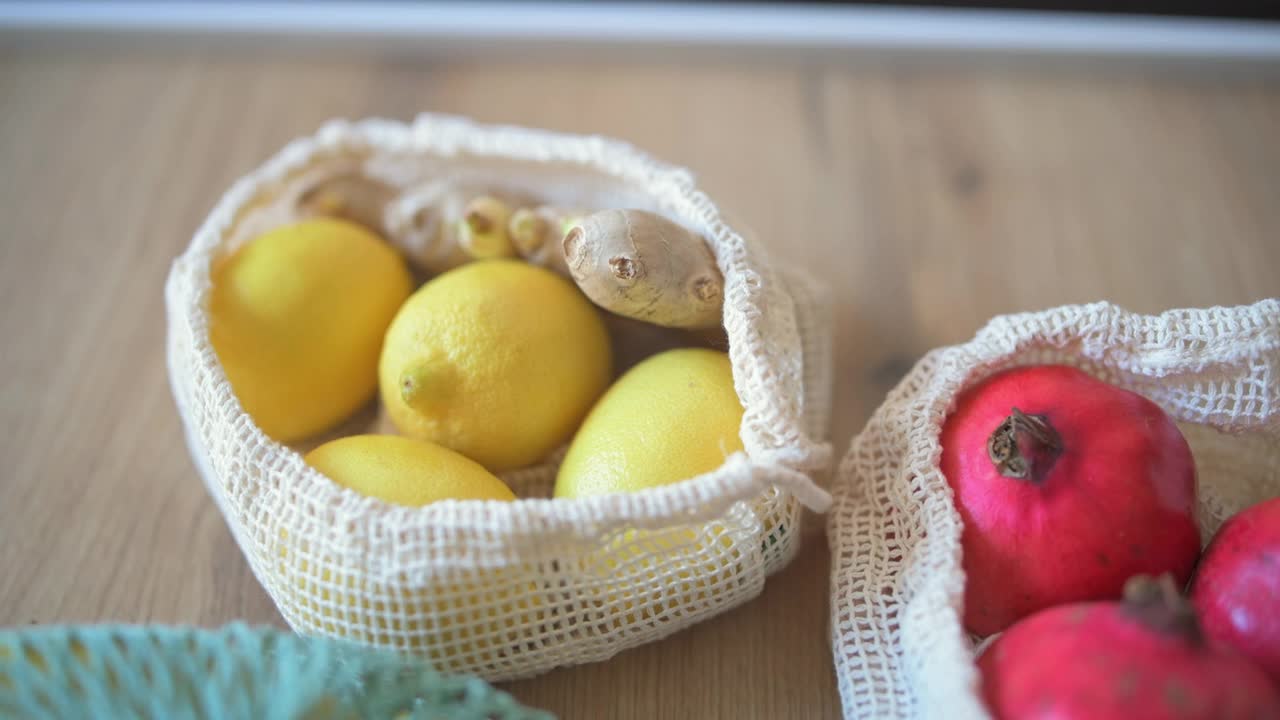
[827,299,1280,719]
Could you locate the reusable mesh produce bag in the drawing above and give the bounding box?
[828,299,1280,720]
[165,114,833,680]
[0,623,551,719]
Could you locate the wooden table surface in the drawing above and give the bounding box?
[2,37,1278,719]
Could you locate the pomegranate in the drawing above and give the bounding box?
[979,575,1280,720]
[1191,495,1280,685]
[940,364,1199,635]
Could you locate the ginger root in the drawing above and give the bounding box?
[508,206,581,276]
[227,159,387,252]
[458,196,516,260]
[296,171,397,234]
[278,166,475,274]
[240,160,579,277]
[562,209,724,329]
[385,184,537,273]
[283,165,537,274]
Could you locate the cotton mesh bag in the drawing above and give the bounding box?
[165,114,833,680]
[0,623,551,719]
[827,299,1280,719]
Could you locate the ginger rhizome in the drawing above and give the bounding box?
[563,209,724,329]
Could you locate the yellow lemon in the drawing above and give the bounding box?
[303,434,515,505]
[577,521,741,629]
[379,260,612,472]
[292,435,536,670]
[555,348,744,498]
[555,348,745,629]
[276,546,541,671]
[210,218,412,442]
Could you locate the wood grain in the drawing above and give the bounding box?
[1,39,1278,719]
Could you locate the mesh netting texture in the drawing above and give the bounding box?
[0,623,551,719]
[828,299,1280,720]
[165,114,834,680]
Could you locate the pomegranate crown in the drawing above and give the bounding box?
[1122,574,1202,644]
[987,407,1064,482]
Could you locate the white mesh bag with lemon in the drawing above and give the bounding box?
[165,114,832,678]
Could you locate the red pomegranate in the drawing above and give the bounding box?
[940,364,1200,636]
[1191,495,1280,685]
[979,575,1280,720]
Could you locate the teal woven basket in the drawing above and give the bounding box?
[0,623,553,719]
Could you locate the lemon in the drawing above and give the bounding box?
[379,260,612,471]
[292,435,530,669]
[555,348,745,629]
[555,348,744,498]
[303,434,515,505]
[577,521,740,629]
[276,545,540,670]
[210,218,412,442]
